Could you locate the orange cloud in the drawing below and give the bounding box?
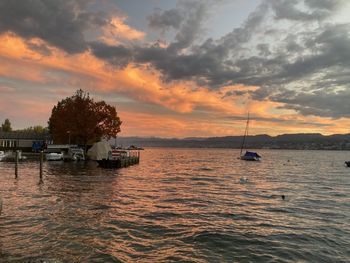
[99,17,145,45]
[0,33,248,116]
[118,111,242,138]
[111,65,249,115]
[0,32,347,136]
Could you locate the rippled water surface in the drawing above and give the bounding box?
[1,148,350,262]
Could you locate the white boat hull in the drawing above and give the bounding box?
[46,153,63,161]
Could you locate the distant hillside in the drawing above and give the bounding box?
[112,133,350,150]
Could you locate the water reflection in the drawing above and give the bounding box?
[0,149,350,262]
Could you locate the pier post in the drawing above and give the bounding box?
[39,151,44,183]
[15,150,19,179]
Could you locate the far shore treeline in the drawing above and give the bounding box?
[115,133,350,150]
[0,118,47,133]
[1,89,122,147]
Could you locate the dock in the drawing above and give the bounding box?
[97,156,140,168]
[87,142,142,169]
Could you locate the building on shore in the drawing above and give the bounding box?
[0,131,51,152]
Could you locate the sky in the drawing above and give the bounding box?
[0,0,350,138]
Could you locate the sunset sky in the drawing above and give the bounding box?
[1,0,350,137]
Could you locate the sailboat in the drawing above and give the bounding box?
[240,112,261,161]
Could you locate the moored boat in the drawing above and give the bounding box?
[345,161,350,167]
[46,152,63,161]
[239,112,261,161]
[88,141,140,169]
[46,145,84,161]
[64,147,85,161]
[241,151,261,161]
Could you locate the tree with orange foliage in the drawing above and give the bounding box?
[48,90,122,146]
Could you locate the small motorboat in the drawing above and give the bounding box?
[345,161,350,167]
[46,152,63,161]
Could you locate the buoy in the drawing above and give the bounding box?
[239,177,248,184]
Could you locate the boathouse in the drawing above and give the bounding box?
[0,131,51,152]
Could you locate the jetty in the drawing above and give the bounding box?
[88,141,141,169]
[97,154,140,168]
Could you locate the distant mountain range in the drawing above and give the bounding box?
[113,133,350,150]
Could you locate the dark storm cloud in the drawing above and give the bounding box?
[273,89,350,118]
[0,0,109,53]
[148,0,225,52]
[270,0,344,21]
[148,8,184,30]
[248,23,350,89]
[304,0,344,12]
[215,2,269,53]
[134,1,270,85]
[83,0,212,73]
[179,0,350,120]
[168,1,209,52]
[90,42,133,68]
[257,44,271,56]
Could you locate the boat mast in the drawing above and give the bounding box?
[240,112,250,156]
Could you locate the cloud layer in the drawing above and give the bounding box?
[0,0,350,136]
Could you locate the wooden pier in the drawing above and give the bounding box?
[96,147,141,169]
[97,156,140,169]
[87,141,143,169]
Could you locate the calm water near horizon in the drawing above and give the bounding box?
[0,148,350,262]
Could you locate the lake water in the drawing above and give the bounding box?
[0,148,350,262]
